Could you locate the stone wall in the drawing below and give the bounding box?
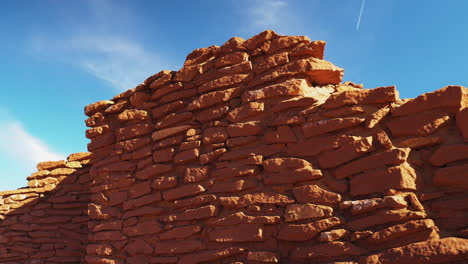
[0,154,92,263]
[1,30,467,264]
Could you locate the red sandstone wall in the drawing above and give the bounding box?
[0,153,92,263]
[1,30,467,264]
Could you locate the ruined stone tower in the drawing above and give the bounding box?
[1,30,467,264]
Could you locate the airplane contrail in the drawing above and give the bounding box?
[356,0,366,31]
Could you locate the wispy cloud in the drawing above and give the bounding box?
[0,120,64,169]
[248,0,287,31]
[27,1,165,91]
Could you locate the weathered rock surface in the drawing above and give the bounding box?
[1,31,467,264]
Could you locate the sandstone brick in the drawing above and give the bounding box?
[67,152,92,161]
[135,164,173,180]
[125,239,153,255]
[116,136,151,153]
[387,111,451,137]
[104,100,128,114]
[152,125,192,141]
[184,45,218,66]
[374,128,394,150]
[187,86,241,110]
[155,112,193,129]
[123,221,162,236]
[250,58,343,88]
[151,100,184,120]
[199,148,227,164]
[117,109,148,123]
[265,126,296,144]
[149,71,172,89]
[291,241,366,259]
[287,134,359,157]
[227,136,257,147]
[321,105,366,118]
[264,166,323,185]
[180,140,201,151]
[247,251,279,263]
[302,117,365,138]
[122,206,164,219]
[159,225,201,240]
[198,74,251,94]
[242,78,308,103]
[178,247,245,264]
[174,148,199,164]
[154,240,204,254]
[213,212,280,226]
[366,219,436,245]
[85,256,123,264]
[346,209,427,231]
[208,224,263,242]
[226,102,264,123]
[253,51,289,74]
[290,40,325,59]
[163,184,205,201]
[334,148,409,179]
[87,244,113,256]
[292,184,342,205]
[195,105,230,122]
[184,166,209,183]
[161,205,218,222]
[149,257,178,263]
[151,176,177,190]
[215,52,248,68]
[366,106,390,128]
[152,147,175,163]
[278,217,343,241]
[93,231,126,241]
[151,82,183,100]
[392,85,467,116]
[322,86,397,109]
[429,144,468,166]
[211,179,256,193]
[86,112,105,127]
[284,203,333,222]
[122,193,162,210]
[219,192,294,208]
[271,96,319,113]
[174,64,203,82]
[203,127,228,144]
[85,100,114,116]
[350,163,417,196]
[86,125,110,139]
[360,237,468,264]
[116,124,152,141]
[128,181,152,199]
[37,160,66,171]
[244,30,279,50]
[433,164,468,189]
[318,229,349,242]
[159,88,197,104]
[318,136,374,169]
[457,107,468,141]
[394,136,441,149]
[227,121,262,137]
[172,194,217,209]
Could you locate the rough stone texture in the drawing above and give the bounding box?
[1,31,467,264]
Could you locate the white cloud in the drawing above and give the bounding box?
[69,34,161,91]
[248,0,287,30]
[27,1,166,91]
[0,121,64,168]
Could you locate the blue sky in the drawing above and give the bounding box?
[1,0,467,190]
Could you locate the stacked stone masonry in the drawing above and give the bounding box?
[1,30,467,264]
